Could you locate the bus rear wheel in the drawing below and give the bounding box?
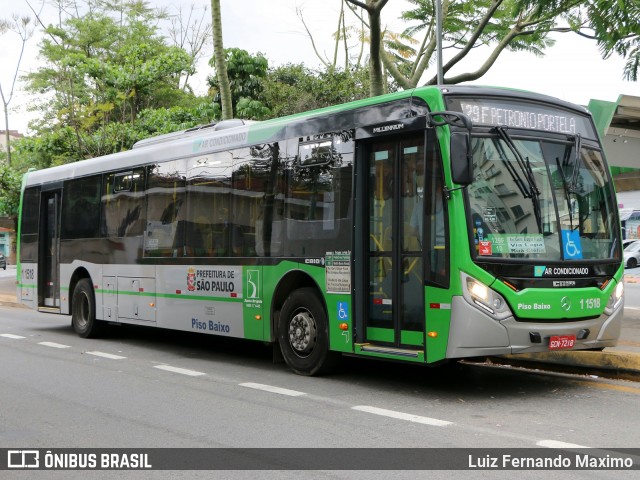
[72,278,102,338]
[278,288,339,376]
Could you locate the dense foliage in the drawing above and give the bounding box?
[1,0,638,219]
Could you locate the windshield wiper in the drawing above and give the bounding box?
[555,155,574,231]
[493,127,540,198]
[558,134,587,231]
[569,134,583,193]
[492,126,542,232]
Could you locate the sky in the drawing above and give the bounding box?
[0,0,638,135]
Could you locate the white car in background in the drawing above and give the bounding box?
[623,240,640,268]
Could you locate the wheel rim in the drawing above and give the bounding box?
[75,291,90,329]
[288,310,317,358]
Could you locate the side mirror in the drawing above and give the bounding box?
[428,111,474,186]
[450,131,473,185]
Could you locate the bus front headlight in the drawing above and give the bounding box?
[605,281,624,315]
[461,272,511,320]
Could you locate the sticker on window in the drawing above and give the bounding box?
[487,234,546,254]
[479,241,492,255]
[483,207,497,223]
[561,229,583,259]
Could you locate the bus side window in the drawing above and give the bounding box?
[185,153,231,257]
[102,169,145,238]
[145,160,187,257]
[61,175,102,240]
[283,133,353,257]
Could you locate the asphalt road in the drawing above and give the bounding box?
[1,304,639,479]
[1,267,639,478]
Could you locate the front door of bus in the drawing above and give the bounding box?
[364,134,425,348]
[39,191,61,309]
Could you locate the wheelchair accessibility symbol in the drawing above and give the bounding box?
[337,302,349,321]
[561,229,583,259]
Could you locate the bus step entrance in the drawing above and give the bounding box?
[357,344,423,358]
[38,306,61,314]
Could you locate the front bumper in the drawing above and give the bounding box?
[446,296,623,359]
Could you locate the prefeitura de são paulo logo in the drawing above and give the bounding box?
[187,267,196,291]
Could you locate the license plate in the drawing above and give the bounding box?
[549,335,576,350]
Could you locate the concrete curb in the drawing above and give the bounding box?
[0,294,23,309]
[488,350,640,381]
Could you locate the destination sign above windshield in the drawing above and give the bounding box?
[446,97,596,138]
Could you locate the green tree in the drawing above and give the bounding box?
[298,0,368,72]
[211,0,232,119]
[340,0,639,93]
[12,100,219,171]
[167,2,213,91]
[0,162,22,218]
[208,48,270,119]
[24,1,197,159]
[345,0,389,96]
[383,0,561,87]
[0,14,33,165]
[518,0,640,81]
[261,63,373,118]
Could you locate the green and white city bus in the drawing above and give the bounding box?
[17,85,624,375]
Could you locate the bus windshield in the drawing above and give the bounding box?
[468,132,619,261]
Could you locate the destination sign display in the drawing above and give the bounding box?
[446,97,596,138]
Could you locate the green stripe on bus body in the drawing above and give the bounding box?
[95,289,240,302]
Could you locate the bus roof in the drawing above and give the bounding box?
[23,85,591,187]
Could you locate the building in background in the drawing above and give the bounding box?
[0,223,14,265]
[1,131,22,263]
[0,129,23,153]
[588,95,640,239]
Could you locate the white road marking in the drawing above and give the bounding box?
[153,365,206,377]
[239,382,306,397]
[38,341,71,349]
[1,333,26,339]
[352,405,452,426]
[537,440,589,449]
[86,351,127,360]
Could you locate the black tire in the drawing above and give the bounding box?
[278,288,340,376]
[628,257,638,269]
[71,278,102,338]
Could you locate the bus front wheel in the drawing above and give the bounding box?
[278,288,339,376]
[72,278,102,338]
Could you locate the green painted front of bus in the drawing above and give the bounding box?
[421,88,468,364]
[490,265,624,320]
[424,285,453,363]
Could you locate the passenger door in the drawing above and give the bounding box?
[39,190,61,309]
[361,133,426,348]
